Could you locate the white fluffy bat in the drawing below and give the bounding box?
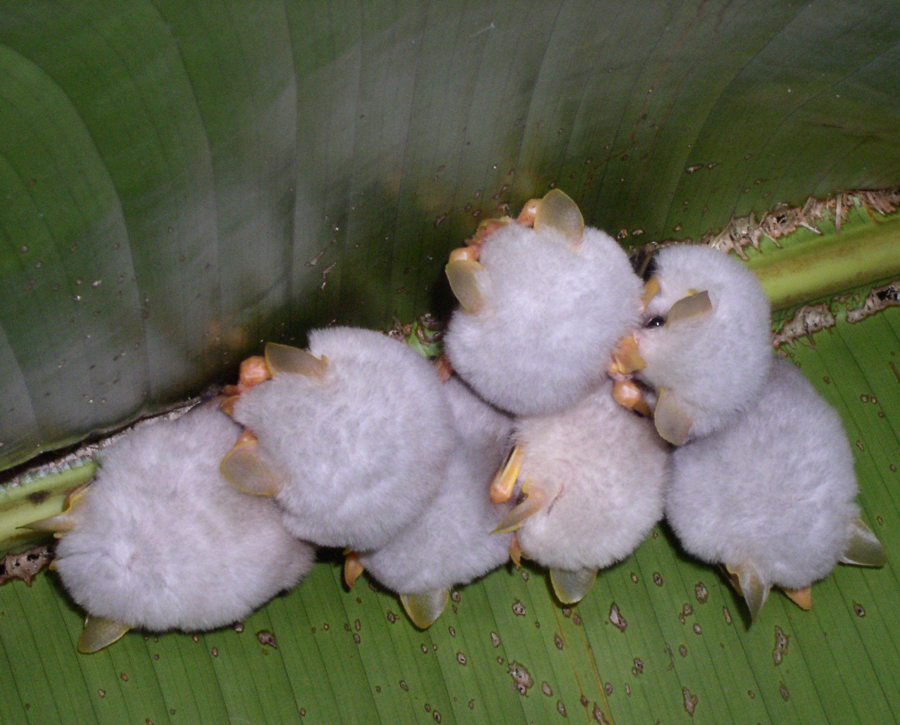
[42,402,314,653]
[626,244,773,445]
[444,190,642,417]
[494,380,670,604]
[357,377,515,628]
[666,356,886,619]
[225,327,453,551]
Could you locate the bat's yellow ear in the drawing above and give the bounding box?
[665,290,712,327]
[220,433,286,497]
[264,343,328,379]
[726,559,769,623]
[400,589,449,629]
[445,259,487,314]
[78,615,131,654]
[841,518,887,567]
[653,388,693,446]
[550,567,598,605]
[534,189,584,248]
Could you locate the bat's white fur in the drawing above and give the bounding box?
[634,245,772,440]
[361,378,514,594]
[514,382,670,570]
[55,403,313,632]
[666,356,860,589]
[446,223,642,416]
[233,327,452,551]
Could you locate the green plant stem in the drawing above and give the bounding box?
[747,214,900,310]
[0,461,97,555]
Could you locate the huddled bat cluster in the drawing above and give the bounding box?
[31,190,884,652]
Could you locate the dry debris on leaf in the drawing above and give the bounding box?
[772,303,836,348]
[704,187,900,260]
[0,544,54,587]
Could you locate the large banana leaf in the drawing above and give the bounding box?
[2,1,900,723]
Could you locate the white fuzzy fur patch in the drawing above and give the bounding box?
[514,382,670,571]
[666,356,860,589]
[234,327,453,551]
[361,378,514,595]
[55,403,314,632]
[446,223,641,416]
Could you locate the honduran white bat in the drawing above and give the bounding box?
[41,403,314,653]
[665,356,886,619]
[223,327,453,551]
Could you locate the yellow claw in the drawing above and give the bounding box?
[493,477,561,534]
[640,278,660,313]
[490,445,524,504]
[509,534,523,568]
[448,245,480,263]
[550,567,598,605]
[611,380,652,417]
[782,586,812,610]
[608,335,645,375]
[841,518,887,567]
[344,551,364,588]
[220,394,240,417]
[516,198,541,226]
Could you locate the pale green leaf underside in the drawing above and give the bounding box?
[2,1,900,724]
[2,0,900,470]
[1,306,899,724]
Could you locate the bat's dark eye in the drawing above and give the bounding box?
[644,316,665,328]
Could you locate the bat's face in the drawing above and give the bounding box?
[625,245,773,443]
[444,190,642,417]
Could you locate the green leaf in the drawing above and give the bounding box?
[2,1,900,723]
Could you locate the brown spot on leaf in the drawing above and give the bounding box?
[695,582,708,603]
[592,703,611,724]
[508,662,534,695]
[609,603,627,631]
[683,687,698,716]
[773,626,789,666]
[257,630,277,648]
